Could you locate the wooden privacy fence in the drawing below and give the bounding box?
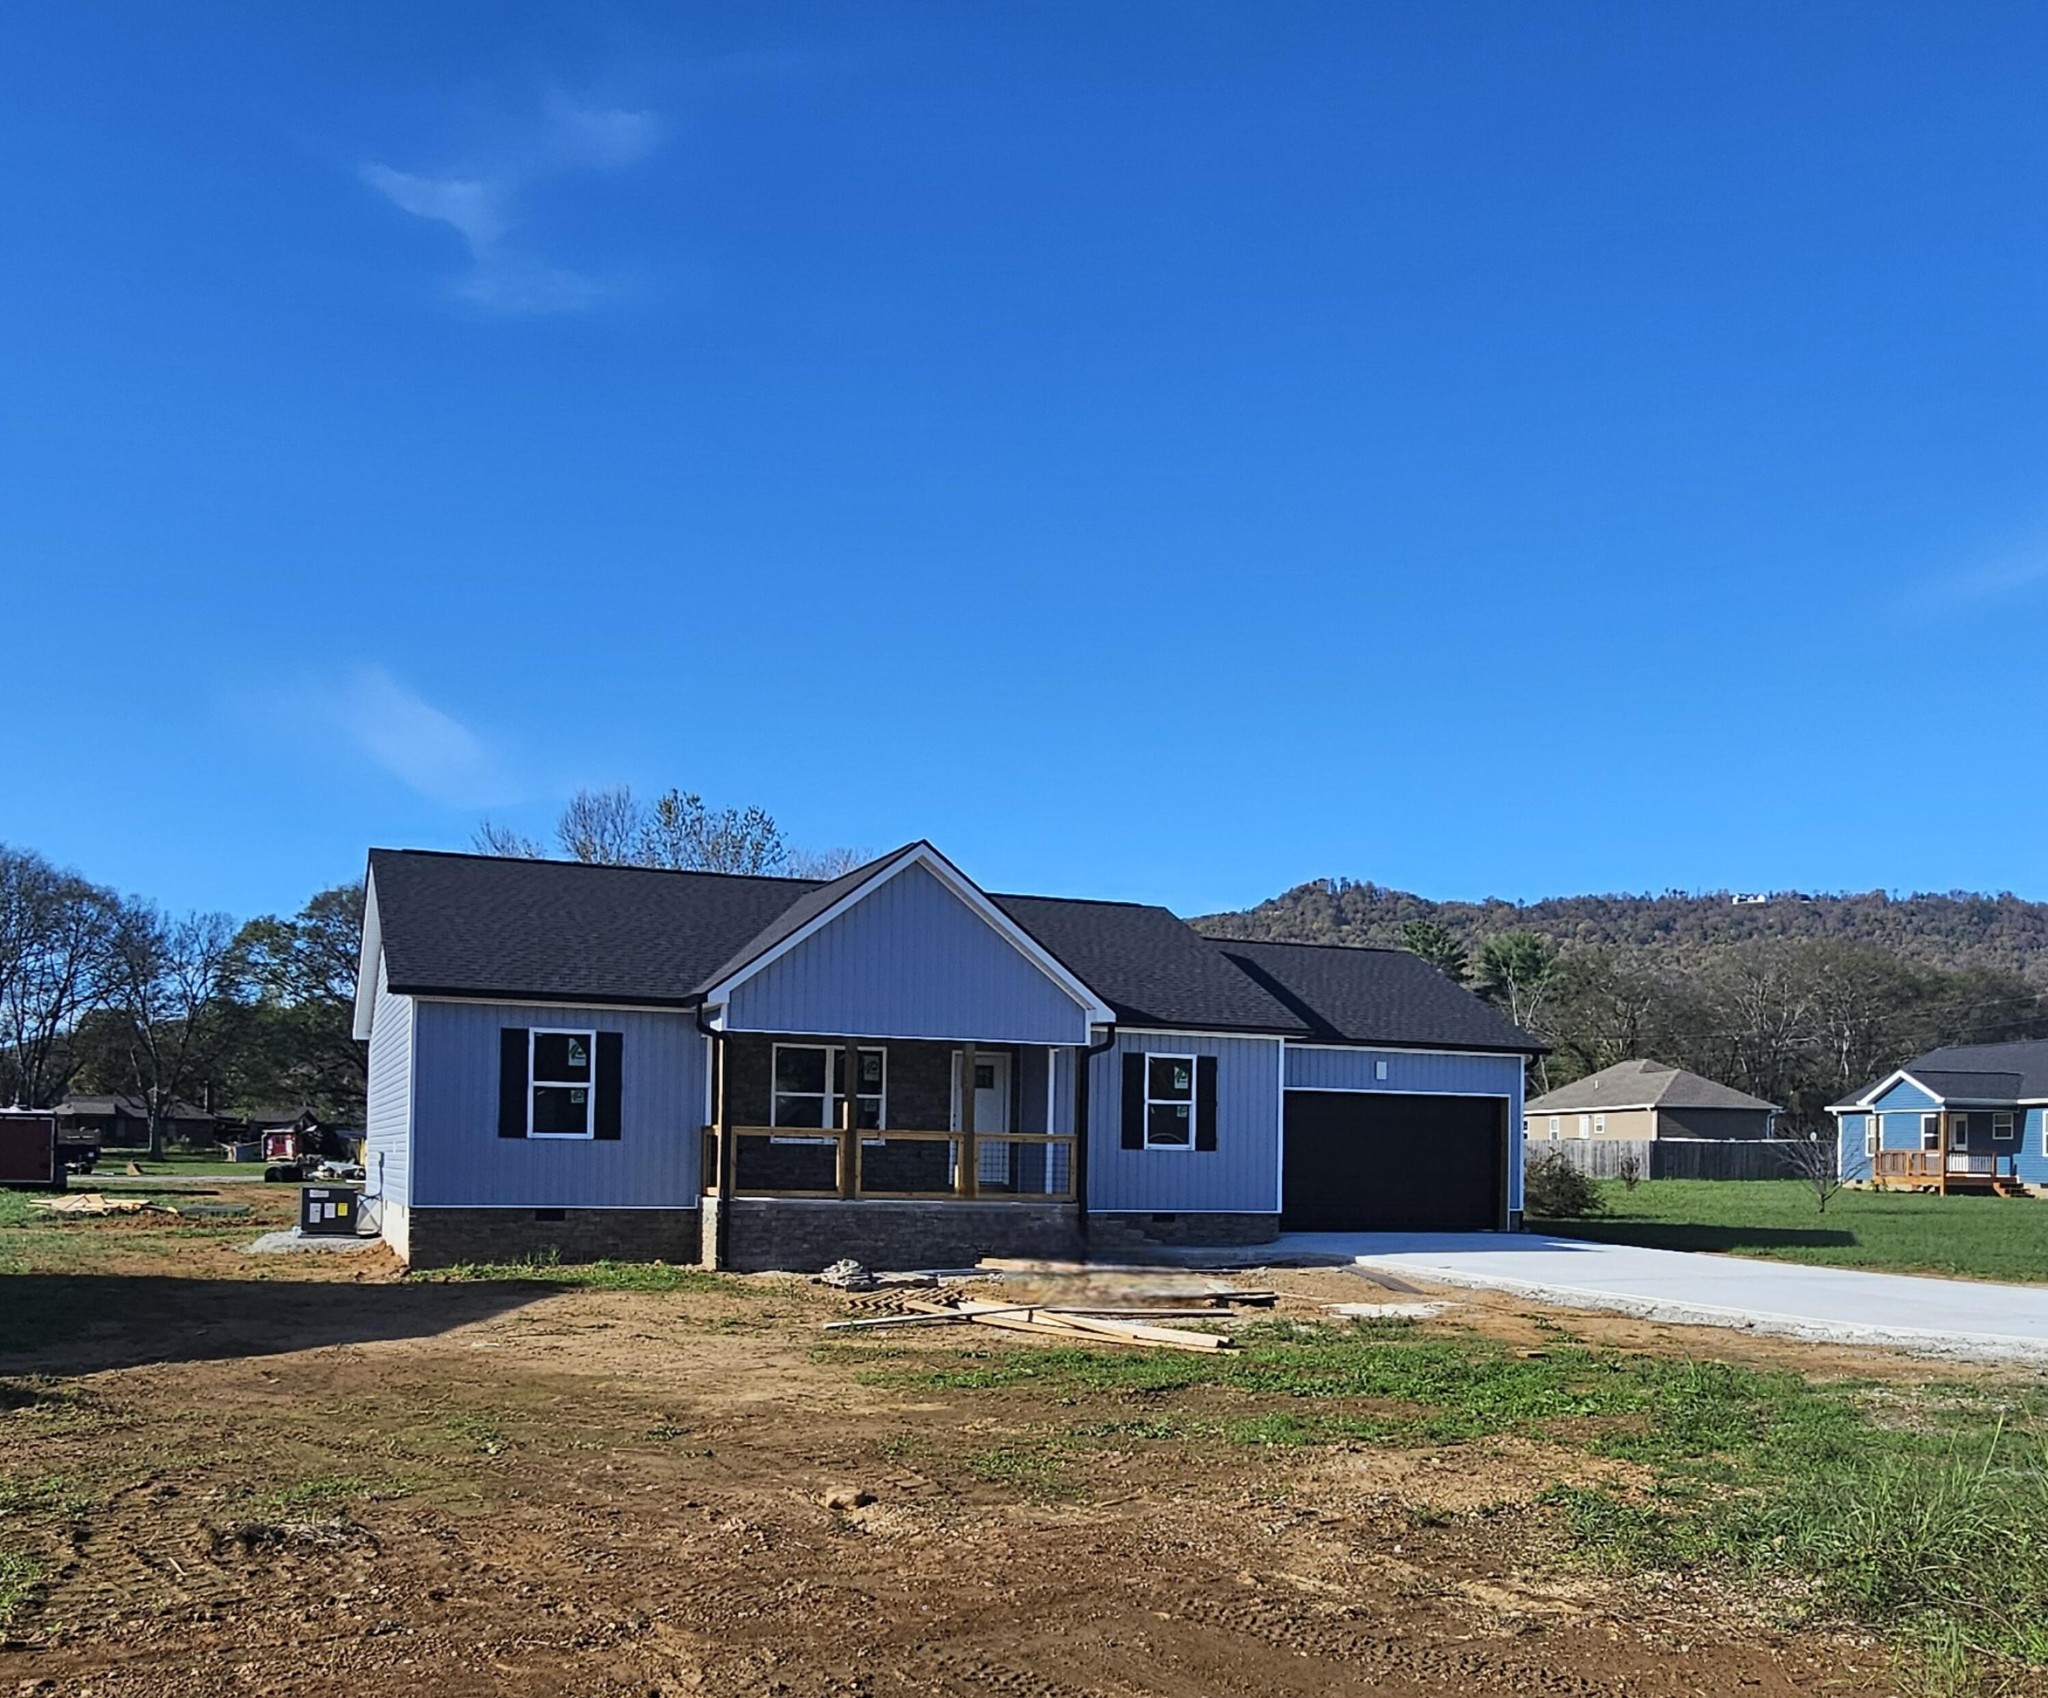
[1525,1134,1836,1182]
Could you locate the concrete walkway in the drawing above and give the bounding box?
[1197,1232,2048,1365]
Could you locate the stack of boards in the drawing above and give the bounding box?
[821,1264,1278,1352]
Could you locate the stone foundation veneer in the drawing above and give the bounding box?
[401,1206,702,1271]
[704,1197,1081,1273]
[1089,1211,1279,1246]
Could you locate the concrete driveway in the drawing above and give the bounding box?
[1218,1232,2048,1364]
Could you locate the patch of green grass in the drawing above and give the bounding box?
[860,1319,2048,1672]
[0,1547,44,1627]
[965,1441,1073,1498]
[259,1475,377,1513]
[413,1257,724,1293]
[1534,1179,2048,1284]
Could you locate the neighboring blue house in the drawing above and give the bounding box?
[1830,1039,2048,1196]
[353,841,1541,1269]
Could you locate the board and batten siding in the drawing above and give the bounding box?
[410,1000,706,1209]
[1088,1032,1283,1213]
[364,954,414,1209]
[1284,1045,1526,1214]
[723,862,1093,1045]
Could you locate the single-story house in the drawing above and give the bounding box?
[354,841,1543,1270]
[1830,1039,2048,1195]
[1524,1060,1780,1141]
[53,1094,219,1151]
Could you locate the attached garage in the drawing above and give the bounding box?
[1281,1091,1507,1232]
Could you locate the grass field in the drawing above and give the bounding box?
[1533,1179,2048,1284]
[91,1150,263,1178]
[856,1321,2048,1673]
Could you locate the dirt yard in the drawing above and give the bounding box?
[1,1193,2039,1698]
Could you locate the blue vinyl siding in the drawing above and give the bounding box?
[724,862,1093,1045]
[410,1000,706,1209]
[364,954,413,1208]
[1088,1032,1283,1214]
[1285,1045,1526,1213]
[1873,1078,1940,1112]
[1845,1099,2048,1184]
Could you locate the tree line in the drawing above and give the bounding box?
[0,843,365,1154]
[0,786,862,1156]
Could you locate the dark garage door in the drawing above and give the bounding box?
[1282,1091,1504,1232]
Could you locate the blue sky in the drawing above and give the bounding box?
[3,3,2045,923]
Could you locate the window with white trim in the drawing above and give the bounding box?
[1920,1113,1940,1152]
[1994,1112,2016,1143]
[1547,1115,1561,1139]
[771,1044,885,1130]
[1593,1113,1607,1134]
[1864,1114,1878,1157]
[1144,1055,1196,1148]
[530,1029,596,1138]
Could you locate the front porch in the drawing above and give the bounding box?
[699,1033,1085,1268]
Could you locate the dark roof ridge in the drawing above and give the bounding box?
[369,845,830,887]
[1213,936,1409,957]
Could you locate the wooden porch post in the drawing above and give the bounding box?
[838,1040,859,1200]
[1939,1111,1950,1197]
[959,1041,978,1198]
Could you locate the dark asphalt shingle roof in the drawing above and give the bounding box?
[1833,1040,2048,1108]
[1912,1042,2048,1096]
[993,895,1309,1034]
[367,847,1538,1049]
[370,849,816,1007]
[1212,939,1544,1054]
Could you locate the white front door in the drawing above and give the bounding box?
[971,1052,1011,1133]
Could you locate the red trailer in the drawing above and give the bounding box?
[0,1112,61,1189]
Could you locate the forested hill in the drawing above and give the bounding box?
[1195,882,2048,982]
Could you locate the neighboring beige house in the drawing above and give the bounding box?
[1524,1059,1779,1141]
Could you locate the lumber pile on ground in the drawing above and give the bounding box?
[825,1295,1234,1350]
[31,1192,170,1217]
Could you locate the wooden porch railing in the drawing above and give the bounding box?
[701,1126,1074,1202]
[1872,1148,2016,1188]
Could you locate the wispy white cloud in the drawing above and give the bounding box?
[334,666,511,807]
[543,92,663,171]
[360,94,662,316]
[1904,532,2048,615]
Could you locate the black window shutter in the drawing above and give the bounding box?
[1194,1056,1218,1151]
[498,1029,529,1138]
[594,1032,623,1140]
[1120,1053,1145,1150]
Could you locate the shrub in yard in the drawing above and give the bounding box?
[1616,1150,1644,1190]
[1524,1147,1606,1218]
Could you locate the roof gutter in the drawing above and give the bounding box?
[1074,1022,1119,1241]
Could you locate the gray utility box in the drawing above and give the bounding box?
[299,1185,361,1237]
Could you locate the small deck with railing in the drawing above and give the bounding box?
[1871,1147,2027,1196]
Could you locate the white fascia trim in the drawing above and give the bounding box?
[1318,1086,1514,1100]
[351,875,383,1042]
[701,842,1116,1025]
[1840,1068,1926,1109]
[1118,1027,1288,1042]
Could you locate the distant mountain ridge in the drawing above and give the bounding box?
[1195,882,2048,982]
